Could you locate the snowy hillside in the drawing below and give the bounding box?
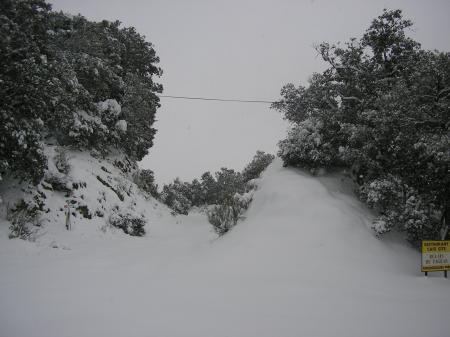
[1,159,449,337]
[0,147,162,244]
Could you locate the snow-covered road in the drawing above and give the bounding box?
[1,160,449,337]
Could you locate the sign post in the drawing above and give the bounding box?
[421,240,450,278]
[64,204,71,231]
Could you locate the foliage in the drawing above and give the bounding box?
[108,211,146,236]
[200,171,217,206]
[133,169,159,198]
[278,119,340,169]
[0,0,162,183]
[160,151,273,236]
[160,178,192,215]
[208,192,253,235]
[273,9,450,243]
[214,168,245,204]
[0,0,51,183]
[7,199,41,240]
[241,151,275,182]
[188,179,204,207]
[360,176,441,244]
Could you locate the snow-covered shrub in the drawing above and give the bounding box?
[207,204,235,235]
[7,200,41,240]
[360,176,440,243]
[233,192,253,216]
[0,116,47,184]
[157,151,269,220]
[160,178,192,215]
[159,152,269,219]
[242,151,275,183]
[360,176,408,237]
[360,176,404,213]
[402,195,438,243]
[114,177,133,199]
[76,205,92,219]
[208,192,253,235]
[44,172,72,192]
[108,211,146,236]
[278,119,339,170]
[133,169,159,198]
[113,157,136,174]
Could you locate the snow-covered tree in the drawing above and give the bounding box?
[0,0,52,182]
[0,0,162,183]
[273,9,450,244]
[214,168,245,204]
[160,178,192,215]
[133,169,158,198]
[241,151,275,183]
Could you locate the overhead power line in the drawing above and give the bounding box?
[157,95,275,104]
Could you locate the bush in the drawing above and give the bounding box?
[159,151,272,224]
[7,200,41,240]
[278,119,340,170]
[108,211,146,236]
[133,169,159,198]
[207,204,235,235]
[160,178,192,215]
[242,151,275,182]
[44,172,72,192]
[208,192,253,235]
[359,176,440,244]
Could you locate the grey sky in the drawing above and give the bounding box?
[50,0,450,185]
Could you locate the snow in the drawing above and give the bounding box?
[115,119,127,132]
[0,159,449,337]
[96,99,121,116]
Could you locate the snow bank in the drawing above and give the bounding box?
[96,99,121,116]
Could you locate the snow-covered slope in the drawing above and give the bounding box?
[0,146,164,245]
[1,159,449,337]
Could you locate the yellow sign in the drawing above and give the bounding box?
[421,241,450,272]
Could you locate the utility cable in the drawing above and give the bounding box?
[157,95,275,104]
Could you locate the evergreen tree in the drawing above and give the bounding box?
[160,178,191,215]
[242,151,275,183]
[200,172,218,205]
[214,168,245,204]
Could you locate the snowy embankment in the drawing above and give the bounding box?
[1,159,449,337]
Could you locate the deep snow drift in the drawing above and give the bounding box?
[0,159,449,337]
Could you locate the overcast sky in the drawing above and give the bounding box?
[50,0,450,185]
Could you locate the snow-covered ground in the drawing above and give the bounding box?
[1,159,449,337]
